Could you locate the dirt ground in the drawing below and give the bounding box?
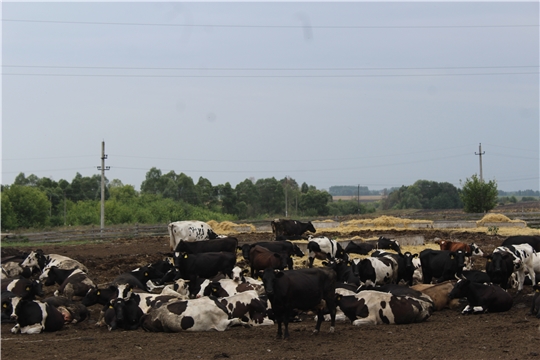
[2,229,540,360]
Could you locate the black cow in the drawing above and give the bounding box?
[104,297,144,331]
[271,219,316,240]
[8,297,64,334]
[485,250,515,290]
[1,291,16,323]
[449,278,513,314]
[462,270,491,284]
[174,251,236,280]
[1,278,44,300]
[112,271,150,292]
[344,241,377,255]
[240,241,304,270]
[323,259,360,286]
[419,249,466,284]
[81,284,133,307]
[174,237,238,254]
[262,267,337,339]
[501,235,540,252]
[531,284,540,318]
[43,296,90,324]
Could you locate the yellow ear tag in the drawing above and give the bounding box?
[144,272,148,277]
[487,259,491,262]
[2,304,6,308]
[109,305,113,309]
[184,254,188,259]
[26,287,30,291]
[450,255,454,260]
[97,291,101,295]
[536,289,539,293]
[212,288,217,292]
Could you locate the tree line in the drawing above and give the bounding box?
[2,167,525,231]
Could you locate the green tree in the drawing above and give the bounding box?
[2,185,51,228]
[299,189,332,216]
[460,174,498,213]
[1,188,18,230]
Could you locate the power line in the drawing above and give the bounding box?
[3,65,537,71]
[3,72,537,78]
[3,19,538,29]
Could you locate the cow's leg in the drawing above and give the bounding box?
[516,271,525,291]
[275,317,283,339]
[287,257,293,270]
[308,256,314,268]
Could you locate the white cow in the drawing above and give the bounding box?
[168,221,218,251]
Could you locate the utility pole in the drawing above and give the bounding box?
[97,141,110,233]
[285,176,288,218]
[357,184,360,214]
[475,143,485,182]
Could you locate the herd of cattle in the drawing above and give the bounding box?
[1,219,540,339]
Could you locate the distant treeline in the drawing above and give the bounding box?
[328,185,387,196]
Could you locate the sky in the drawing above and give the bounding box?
[2,1,539,193]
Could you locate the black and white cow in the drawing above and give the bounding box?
[40,267,96,300]
[344,241,377,255]
[1,255,33,279]
[376,236,402,254]
[449,278,513,314]
[217,290,274,326]
[8,297,64,334]
[271,219,316,240]
[419,249,466,284]
[372,250,418,286]
[335,290,433,325]
[174,251,236,280]
[262,267,337,339]
[323,258,360,286]
[174,237,238,254]
[202,279,265,298]
[350,256,398,286]
[20,250,88,273]
[493,244,536,291]
[168,220,219,251]
[1,278,44,300]
[307,236,348,267]
[140,296,244,332]
[461,270,491,284]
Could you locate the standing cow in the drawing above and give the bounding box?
[168,221,219,251]
[271,219,316,240]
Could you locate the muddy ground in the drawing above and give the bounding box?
[2,229,540,360]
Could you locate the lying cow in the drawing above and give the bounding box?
[336,290,433,325]
[307,236,348,267]
[271,219,316,240]
[21,250,88,273]
[1,278,44,300]
[411,280,459,311]
[140,296,244,332]
[43,296,89,324]
[104,296,144,331]
[41,267,96,300]
[449,278,513,314]
[8,297,64,334]
[485,250,515,290]
[168,220,219,251]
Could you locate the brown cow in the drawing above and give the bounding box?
[435,240,483,257]
[249,246,288,277]
[411,280,461,311]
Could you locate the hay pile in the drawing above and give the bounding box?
[208,220,256,234]
[476,214,526,226]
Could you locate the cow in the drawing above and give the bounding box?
[494,244,536,291]
[1,278,44,300]
[104,296,144,331]
[174,252,236,281]
[140,296,244,332]
[376,236,402,254]
[372,250,418,286]
[344,241,377,255]
[307,236,348,267]
[501,235,540,252]
[323,258,360,286]
[485,250,515,290]
[448,278,513,314]
[411,280,458,311]
[271,219,316,240]
[531,284,540,318]
[261,267,337,339]
[8,297,64,334]
[43,296,90,324]
[240,241,304,270]
[1,256,33,279]
[435,240,484,269]
[168,220,219,251]
[335,290,433,325]
[215,290,274,326]
[160,278,191,299]
[350,256,398,286]
[419,249,466,284]
[462,270,491,284]
[175,237,238,254]
[53,269,96,301]
[202,279,265,298]
[20,250,88,273]
[249,246,288,278]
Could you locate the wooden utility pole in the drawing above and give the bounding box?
[97,141,110,233]
[475,143,485,182]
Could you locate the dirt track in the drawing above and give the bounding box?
[2,230,540,360]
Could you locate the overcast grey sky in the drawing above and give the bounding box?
[2,1,539,192]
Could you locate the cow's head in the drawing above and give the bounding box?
[231,266,248,283]
[448,278,470,300]
[21,250,45,270]
[292,243,305,257]
[261,268,284,296]
[306,222,316,233]
[470,243,484,257]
